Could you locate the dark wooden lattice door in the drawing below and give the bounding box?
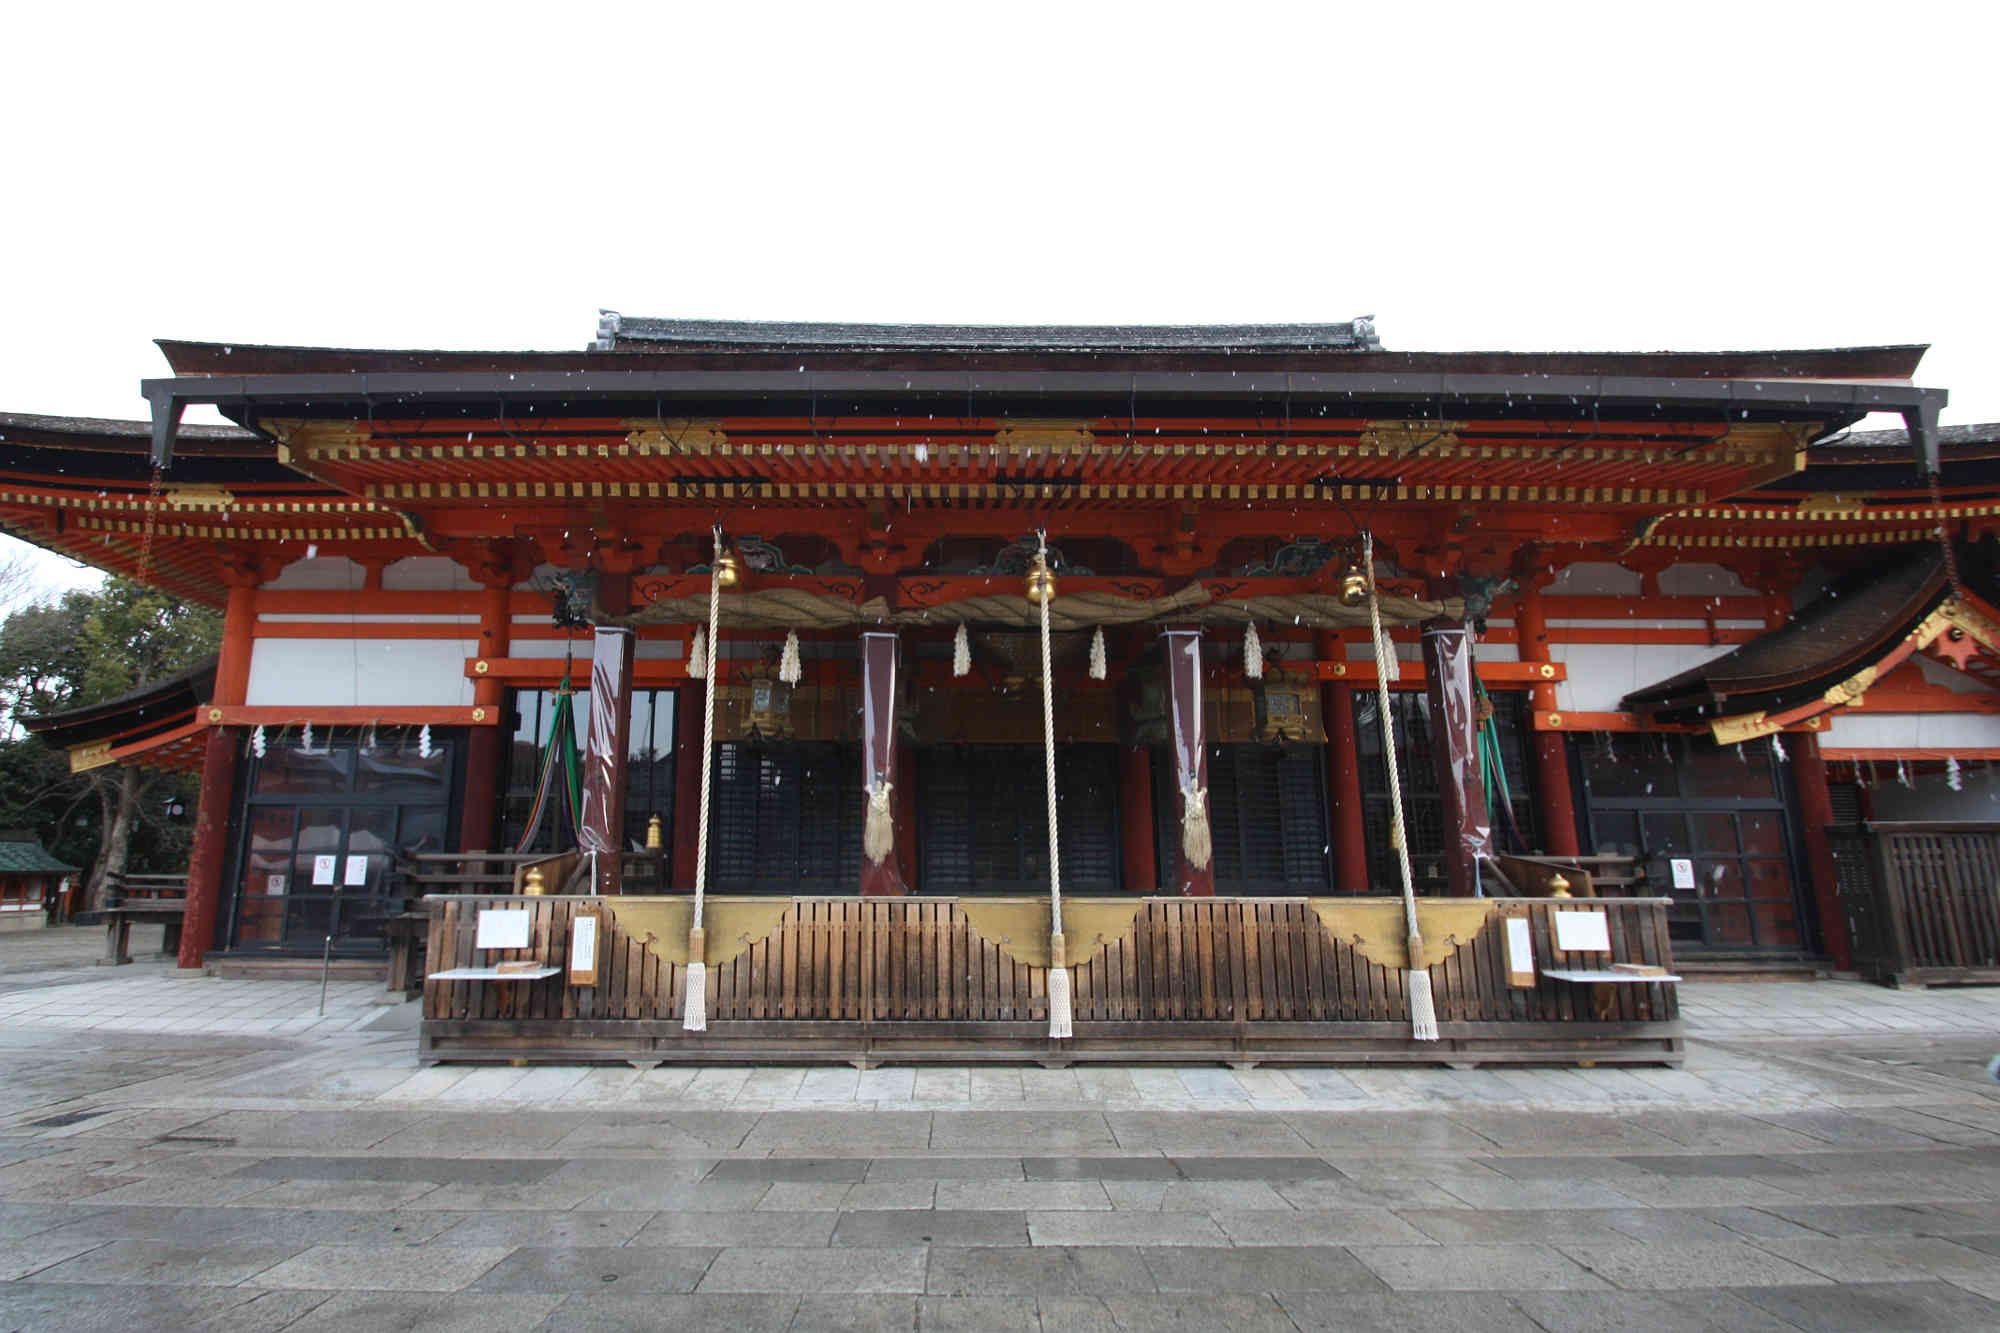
[917,745,1121,894]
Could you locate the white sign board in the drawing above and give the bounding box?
[265,874,287,897]
[1504,916,1536,987]
[570,915,598,969]
[311,855,337,886]
[475,908,532,951]
[1552,909,1612,954]
[1670,857,1696,890]
[343,855,370,886]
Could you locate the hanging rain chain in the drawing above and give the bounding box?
[136,463,167,586]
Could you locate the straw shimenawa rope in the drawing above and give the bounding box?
[683,524,725,1032]
[1037,531,1073,1039]
[1363,532,1439,1041]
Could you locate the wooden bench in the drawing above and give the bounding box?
[96,871,189,965]
[98,902,186,965]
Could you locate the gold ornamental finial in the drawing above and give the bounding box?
[1547,872,1572,898]
[524,865,547,896]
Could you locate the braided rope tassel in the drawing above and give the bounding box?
[778,628,802,685]
[1364,532,1437,1041]
[683,524,725,1032]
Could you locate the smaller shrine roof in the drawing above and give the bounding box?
[22,656,218,758]
[0,833,78,875]
[1626,549,1948,721]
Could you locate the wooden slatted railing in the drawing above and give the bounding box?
[1868,824,2000,981]
[421,895,1680,1065]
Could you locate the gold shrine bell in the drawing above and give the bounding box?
[1337,561,1369,608]
[1024,553,1056,603]
[714,549,743,590]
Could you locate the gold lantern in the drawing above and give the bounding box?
[714,549,743,590]
[1024,553,1056,604]
[646,814,664,850]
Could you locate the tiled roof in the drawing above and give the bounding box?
[0,836,78,875]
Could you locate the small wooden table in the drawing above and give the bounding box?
[98,903,187,965]
[426,966,561,981]
[1543,968,1682,1020]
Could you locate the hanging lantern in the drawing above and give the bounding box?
[1338,561,1369,608]
[1024,553,1056,604]
[714,549,743,590]
[646,814,664,849]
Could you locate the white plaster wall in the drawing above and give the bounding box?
[1546,562,1640,596]
[1657,562,1756,597]
[508,639,684,661]
[1551,641,1738,713]
[1822,711,2000,751]
[259,614,478,625]
[264,556,365,590]
[245,639,478,707]
[382,556,473,591]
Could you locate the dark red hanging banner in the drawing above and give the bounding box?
[1421,620,1491,896]
[578,626,637,895]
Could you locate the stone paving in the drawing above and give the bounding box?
[4,925,2000,1328]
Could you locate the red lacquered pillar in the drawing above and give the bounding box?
[179,572,256,971]
[1514,580,1580,856]
[457,578,511,854]
[1792,730,1854,969]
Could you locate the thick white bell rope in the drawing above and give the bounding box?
[778,628,802,685]
[683,524,725,1032]
[1243,621,1263,679]
[1037,531,1073,1038]
[1363,532,1438,1041]
[952,621,971,677]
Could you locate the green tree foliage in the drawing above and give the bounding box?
[0,578,221,901]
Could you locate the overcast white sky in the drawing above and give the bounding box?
[3,2,1994,601]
